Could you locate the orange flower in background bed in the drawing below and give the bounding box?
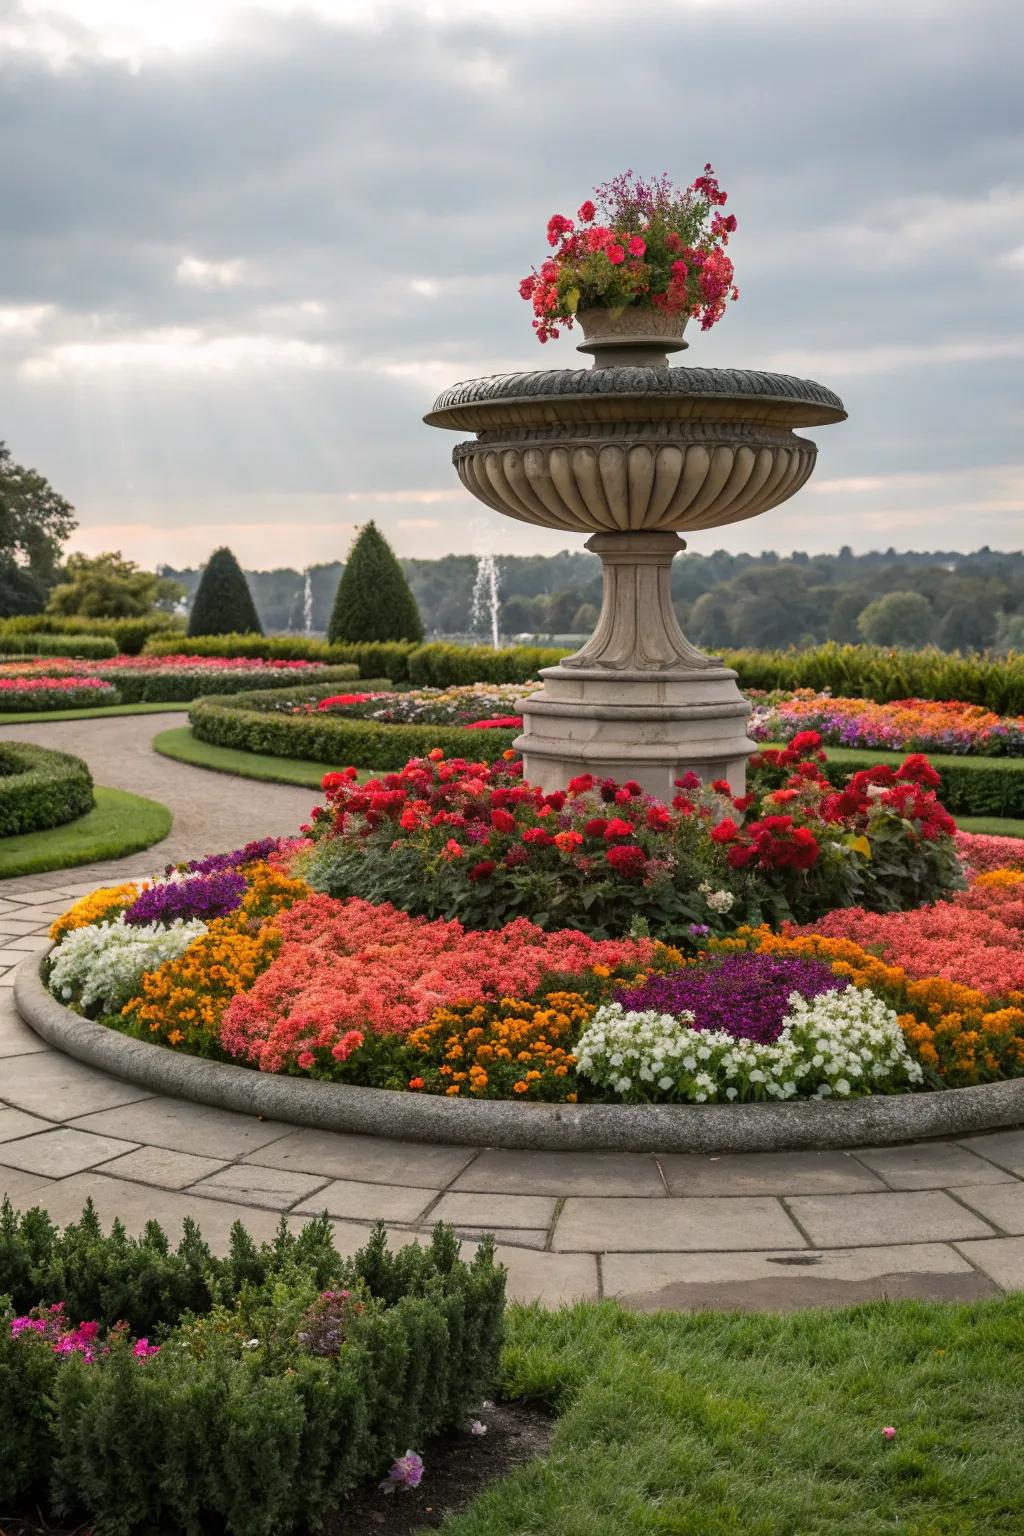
[50,883,144,942]
[406,991,594,1100]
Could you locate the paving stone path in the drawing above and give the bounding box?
[2,716,1024,1309]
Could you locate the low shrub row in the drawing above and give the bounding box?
[0,614,183,655]
[0,742,94,836]
[722,642,1024,715]
[820,747,1024,820]
[190,684,513,768]
[148,631,570,683]
[107,661,358,705]
[0,632,118,659]
[0,1198,505,1535]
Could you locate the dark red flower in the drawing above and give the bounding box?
[468,860,496,882]
[606,844,647,878]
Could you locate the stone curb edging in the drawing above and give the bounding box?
[17,954,1024,1153]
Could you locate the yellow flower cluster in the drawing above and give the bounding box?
[50,883,143,942]
[974,869,1024,889]
[121,864,309,1053]
[406,991,594,1100]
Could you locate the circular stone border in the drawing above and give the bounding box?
[17,954,1024,1152]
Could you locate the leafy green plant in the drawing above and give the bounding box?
[0,631,118,658]
[188,547,263,637]
[328,522,424,645]
[0,741,94,836]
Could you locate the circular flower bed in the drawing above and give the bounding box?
[36,737,1024,1113]
[749,688,1024,756]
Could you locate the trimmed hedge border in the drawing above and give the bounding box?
[0,742,93,837]
[149,631,571,682]
[190,683,516,769]
[17,954,1024,1153]
[0,633,118,659]
[0,614,183,655]
[102,661,359,705]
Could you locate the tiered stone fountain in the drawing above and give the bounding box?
[425,309,846,798]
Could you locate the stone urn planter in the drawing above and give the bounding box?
[425,316,846,799]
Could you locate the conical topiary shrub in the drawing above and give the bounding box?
[187,547,263,637]
[328,522,423,644]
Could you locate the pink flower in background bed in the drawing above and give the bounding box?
[955,830,1024,876]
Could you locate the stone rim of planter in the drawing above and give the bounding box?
[17,954,1024,1154]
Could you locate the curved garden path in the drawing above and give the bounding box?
[1,714,1024,1309]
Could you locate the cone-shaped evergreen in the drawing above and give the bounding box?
[187,546,263,637]
[328,521,424,643]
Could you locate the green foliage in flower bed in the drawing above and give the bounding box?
[0,613,183,655]
[0,632,118,659]
[0,1198,505,1534]
[0,741,93,837]
[0,787,171,878]
[147,631,570,682]
[190,683,515,769]
[724,641,1024,714]
[821,745,1024,819]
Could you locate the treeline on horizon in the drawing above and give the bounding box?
[159,546,1024,655]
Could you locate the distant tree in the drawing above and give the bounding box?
[188,547,262,636]
[857,590,933,648]
[544,589,583,633]
[0,441,77,616]
[328,522,423,644]
[688,591,736,649]
[500,593,545,633]
[47,551,184,618]
[571,602,600,632]
[935,599,997,654]
[995,613,1024,655]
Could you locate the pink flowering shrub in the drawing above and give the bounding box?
[802,877,1024,997]
[955,829,1024,875]
[0,675,118,710]
[10,1303,158,1362]
[220,894,660,1073]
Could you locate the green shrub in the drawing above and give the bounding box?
[0,1199,505,1533]
[146,630,342,662]
[147,632,570,683]
[189,547,262,637]
[109,662,359,705]
[0,632,118,659]
[819,747,1024,819]
[328,521,424,644]
[0,742,94,836]
[724,642,1024,714]
[190,686,514,768]
[0,613,183,655]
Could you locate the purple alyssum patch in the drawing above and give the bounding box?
[616,952,847,1044]
[177,837,281,877]
[124,869,247,926]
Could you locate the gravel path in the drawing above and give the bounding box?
[0,712,320,891]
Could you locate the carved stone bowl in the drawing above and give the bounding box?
[424,366,847,535]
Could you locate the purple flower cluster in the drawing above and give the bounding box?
[124,870,247,926]
[179,837,281,877]
[616,952,847,1044]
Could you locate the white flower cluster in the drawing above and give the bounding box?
[699,881,735,914]
[575,987,922,1104]
[49,913,207,1014]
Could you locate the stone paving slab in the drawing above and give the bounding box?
[245,1129,476,1189]
[68,1096,294,1158]
[0,1166,54,1204]
[99,1146,230,1189]
[293,1177,439,1223]
[1,1050,152,1119]
[0,1106,53,1142]
[950,1181,1024,1235]
[449,1148,665,1196]
[658,1150,884,1195]
[958,1130,1024,1176]
[554,1195,807,1252]
[22,1170,286,1250]
[0,1127,139,1177]
[186,1163,333,1211]
[956,1237,1024,1290]
[786,1191,997,1247]
[0,1011,51,1058]
[853,1142,1019,1189]
[432,1192,558,1229]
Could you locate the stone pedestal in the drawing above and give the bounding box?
[514,531,753,799]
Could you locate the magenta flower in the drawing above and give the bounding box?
[881,1425,896,1440]
[381,1450,424,1493]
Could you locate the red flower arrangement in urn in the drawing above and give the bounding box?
[519,166,739,345]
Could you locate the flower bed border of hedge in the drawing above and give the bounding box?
[189,683,516,768]
[0,743,94,837]
[0,633,119,659]
[18,954,1024,1154]
[98,661,359,705]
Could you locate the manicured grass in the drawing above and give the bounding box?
[447,1297,1024,1535]
[0,787,171,878]
[957,815,1024,838]
[151,725,342,788]
[0,701,190,725]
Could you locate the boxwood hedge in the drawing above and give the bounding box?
[148,631,570,682]
[109,661,359,705]
[0,614,184,655]
[0,633,118,659]
[0,742,94,836]
[0,1198,505,1536]
[190,683,517,769]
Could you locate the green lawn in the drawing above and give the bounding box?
[956,815,1024,838]
[151,725,343,788]
[0,701,190,726]
[445,1297,1024,1535]
[0,787,171,878]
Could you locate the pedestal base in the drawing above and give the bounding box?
[515,662,753,801]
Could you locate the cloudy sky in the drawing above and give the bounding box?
[1,0,1021,570]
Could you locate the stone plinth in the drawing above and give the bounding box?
[514,530,751,797]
